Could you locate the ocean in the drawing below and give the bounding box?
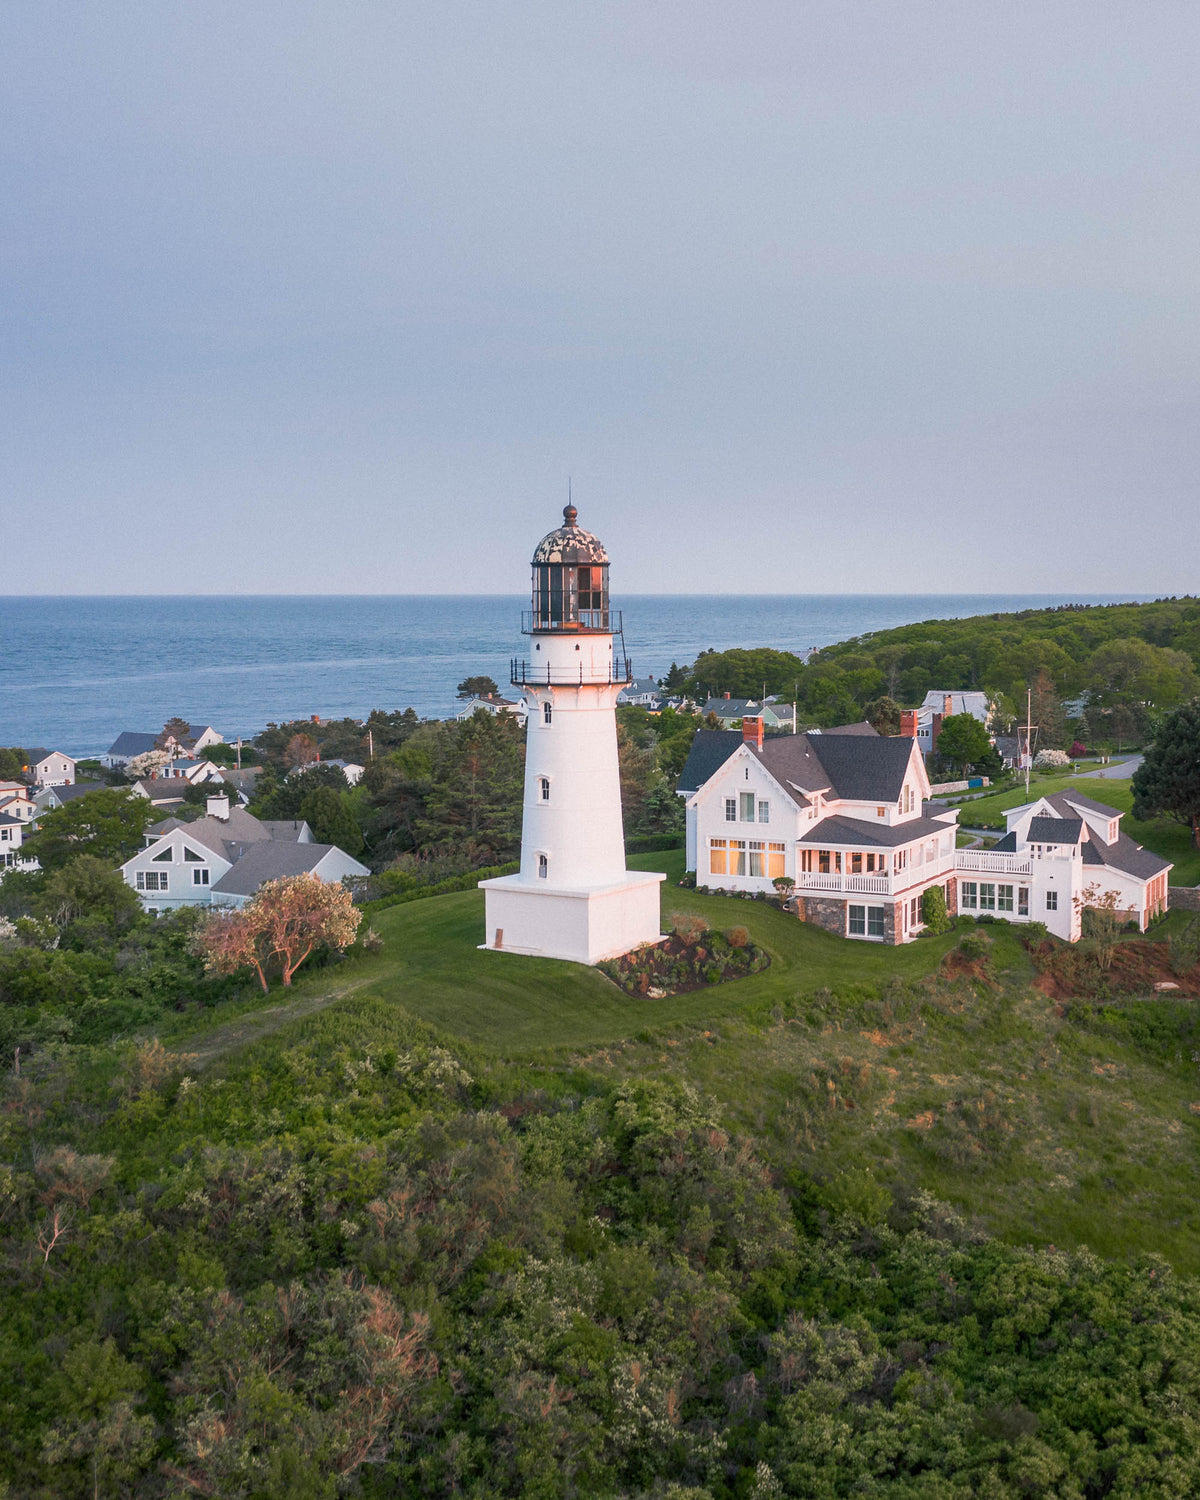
[0,593,1147,758]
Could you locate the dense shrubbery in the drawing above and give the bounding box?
[5,1015,1200,1497]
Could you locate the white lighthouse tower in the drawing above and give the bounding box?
[481,505,665,964]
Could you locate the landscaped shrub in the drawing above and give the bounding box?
[920,885,952,935]
[599,925,768,997]
[1070,740,1088,758]
[1019,921,1048,947]
[671,912,706,942]
[957,929,993,961]
[726,926,750,949]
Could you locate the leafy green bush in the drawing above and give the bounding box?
[957,929,993,961]
[920,885,951,935]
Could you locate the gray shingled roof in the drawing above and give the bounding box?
[677,731,742,794]
[260,820,312,842]
[106,732,159,757]
[798,814,951,849]
[1048,790,1125,821]
[43,782,104,805]
[805,730,911,803]
[150,805,272,855]
[1028,816,1083,845]
[208,842,348,896]
[1081,832,1171,880]
[991,831,1019,853]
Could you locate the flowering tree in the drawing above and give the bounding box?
[197,874,361,992]
[1033,748,1071,770]
[124,749,172,780]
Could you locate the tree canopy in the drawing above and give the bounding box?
[935,713,992,777]
[1132,699,1200,847]
[457,674,500,698]
[21,788,154,871]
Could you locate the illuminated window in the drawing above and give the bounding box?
[731,840,747,876]
[748,841,764,877]
[709,839,728,875]
[768,842,786,878]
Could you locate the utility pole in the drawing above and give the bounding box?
[235,736,242,771]
[1022,686,1037,800]
[368,727,374,760]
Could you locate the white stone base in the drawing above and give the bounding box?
[480,870,666,965]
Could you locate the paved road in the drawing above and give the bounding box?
[1076,754,1143,781]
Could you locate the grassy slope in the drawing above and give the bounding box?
[152,851,1200,1273]
[955,772,1200,883]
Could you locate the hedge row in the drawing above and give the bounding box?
[361,862,520,914]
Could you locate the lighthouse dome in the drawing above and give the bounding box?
[532,505,608,565]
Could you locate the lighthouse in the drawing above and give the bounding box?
[481,505,665,964]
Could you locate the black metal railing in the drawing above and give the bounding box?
[521,608,621,635]
[511,656,633,686]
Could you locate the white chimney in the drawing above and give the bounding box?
[206,794,230,821]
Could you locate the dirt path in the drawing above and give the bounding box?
[171,976,380,1070]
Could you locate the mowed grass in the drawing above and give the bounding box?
[956,774,1200,884]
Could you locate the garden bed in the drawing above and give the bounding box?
[598,916,770,997]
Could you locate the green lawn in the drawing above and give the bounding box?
[954,774,1200,884]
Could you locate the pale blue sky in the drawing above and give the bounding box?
[3,3,1197,594]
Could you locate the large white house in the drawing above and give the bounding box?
[102,725,224,769]
[956,790,1171,941]
[119,794,369,912]
[681,719,957,943]
[681,723,1171,945]
[0,814,38,874]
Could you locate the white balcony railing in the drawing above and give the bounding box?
[797,849,956,898]
[954,851,1034,875]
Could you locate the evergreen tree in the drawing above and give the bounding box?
[416,712,524,858]
[299,787,365,856]
[1132,699,1200,848]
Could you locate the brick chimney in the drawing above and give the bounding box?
[723,691,731,700]
[900,709,919,738]
[943,694,954,718]
[742,715,764,750]
[931,713,944,751]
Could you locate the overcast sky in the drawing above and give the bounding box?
[3,3,1197,594]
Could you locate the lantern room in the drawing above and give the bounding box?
[526,504,612,632]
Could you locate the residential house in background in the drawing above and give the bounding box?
[0,785,37,825]
[33,782,104,813]
[900,691,994,756]
[0,814,37,874]
[23,749,75,787]
[119,793,369,912]
[617,677,663,709]
[102,724,224,769]
[287,757,366,786]
[681,718,958,944]
[455,694,527,725]
[700,695,795,732]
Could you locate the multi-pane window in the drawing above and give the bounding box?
[910,896,919,927]
[978,883,996,911]
[758,801,770,824]
[136,871,168,891]
[998,884,1014,912]
[1046,890,1058,911]
[960,881,978,909]
[850,905,886,937]
[709,839,728,875]
[768,843,785,878]
[725,798,737,823]
[849,904,866,935]
[192,869,209,886]
[748,841,764,877]
[1018,887,1029,916]
[730,840,747,875]
[868,908,885,937]
[740,792,755,822]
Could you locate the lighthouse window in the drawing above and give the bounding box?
[539,777,550,801]
[538,854,548,879]
[709,838,728,874]
[543,703,552,725]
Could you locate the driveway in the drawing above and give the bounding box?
[1076,754,1143,780]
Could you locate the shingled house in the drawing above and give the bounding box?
[680,719,958,944]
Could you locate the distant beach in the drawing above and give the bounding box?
[0,592,1148,756]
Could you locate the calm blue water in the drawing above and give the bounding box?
[0,593,1146,757]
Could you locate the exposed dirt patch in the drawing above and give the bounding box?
[1031,939,1200,1000]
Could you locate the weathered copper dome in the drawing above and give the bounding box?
[531,504,609,565]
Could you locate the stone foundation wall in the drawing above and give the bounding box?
[1169,886,1200,912]
[884,902,901,944]
[796,895,847,937]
